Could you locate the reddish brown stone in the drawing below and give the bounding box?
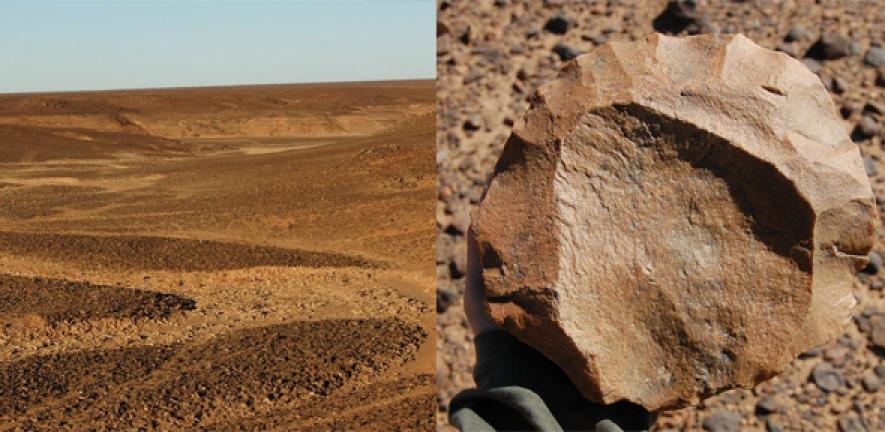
[471,33,876,411]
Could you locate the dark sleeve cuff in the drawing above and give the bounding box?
[472,329,549,389]
[461,329,654,431]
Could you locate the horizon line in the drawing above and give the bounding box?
[0,76,437,97]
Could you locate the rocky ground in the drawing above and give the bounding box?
[0,81,437,430]
[436,1,884,430]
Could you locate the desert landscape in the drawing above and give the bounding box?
[0,80,436,429]
[437,1,883,431]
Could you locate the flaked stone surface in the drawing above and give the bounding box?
[471,33,877,412]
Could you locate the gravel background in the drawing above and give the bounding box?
[436,0,884,430]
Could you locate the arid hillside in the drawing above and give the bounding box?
[0,80,434,141]
[0,80,436,430]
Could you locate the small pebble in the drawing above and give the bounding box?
[864,103,883,115]
[837,412,866,432]
[862,250,882,274]
[864,46,884,67]
[702,410,741,432]
[807,32,853,60]
[458,25,471,45]
[871,319,885,349]
[462,114,482,131]
[861,370,881,392]
[832,77,848,94]
[844,100,864,117]
[756,396,782,414]
[852,401,865,414]
[857,116,879,139]
[811,362,844,392]
[436,288,457,313]
[800,58,822,74]
[552,43,581,61]
[863,157,878,177]
[824,346,848,366]
[766,417,784,432]
[583,33,609,45]
[800,346,823,358]
[776,42,799,58]
[543,15,570,35]
[785,25,807,42]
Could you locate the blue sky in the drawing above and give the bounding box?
[0,0,435,93]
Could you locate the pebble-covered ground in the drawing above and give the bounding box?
[436,1,884,430]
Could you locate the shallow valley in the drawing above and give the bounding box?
[0,80,436,430]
